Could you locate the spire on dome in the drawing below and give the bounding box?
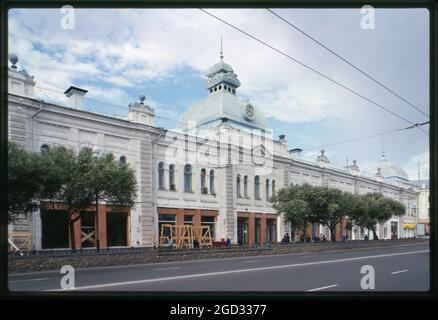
[204,45,241,93]
[220,36,224,62]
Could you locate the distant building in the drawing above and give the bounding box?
[410,180,430,237]
[7,52,419,250]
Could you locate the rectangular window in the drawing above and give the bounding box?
[41,209,69,249]
[201,216,215,239]
[266,219,276,243]
[106,212,128,247]
[158,214,176,239]
[184,215,193,225]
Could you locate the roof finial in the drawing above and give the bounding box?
[220,35,224,61]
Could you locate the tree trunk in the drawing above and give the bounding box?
[329,226,336,242]
[68,211,76,252]
[303,223,307,243]
[95,197,100,252]
[372,227,379,240]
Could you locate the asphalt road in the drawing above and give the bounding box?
[8,242,429,292]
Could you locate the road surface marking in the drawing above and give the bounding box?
[302,255,316,258]
[46,249,428,291]
[243,260,260,263]
[307,284,339,292]
[391,269,408,275]
[9,277,49,283]
[154,267,180,271]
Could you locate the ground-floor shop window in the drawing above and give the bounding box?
[391,222,398,239]
[237,217,249,245]
[184,215,194,226]
[266,219,276,243]
[106,212,128,247]
[201,216,215,239]
[41,209,69,249]
[158,214,176,239]
[255,218,261,245]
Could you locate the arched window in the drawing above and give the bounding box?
[169,164,175,191]
[201,168,207,193]
[236,175,241,198]
[210,170,215,194]
[254,176,260,200]
[244,176,248,198]
[158,162,165,190]
[41,144,49,156]
[184,164,192,192]
[119,156,126,164]
[266,179,270,201]
[272,180,276,197]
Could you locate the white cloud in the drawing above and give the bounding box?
[7,8,429,170]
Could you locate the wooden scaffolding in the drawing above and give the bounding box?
[159,224,212,249]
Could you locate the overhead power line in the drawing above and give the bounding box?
[266,8,429,118]
[33,84,178,123]
[306,121,430,151]
[200,9,428,136]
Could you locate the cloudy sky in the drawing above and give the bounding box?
[8,8,429,180]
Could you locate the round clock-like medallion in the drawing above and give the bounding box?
[244,104,255,120]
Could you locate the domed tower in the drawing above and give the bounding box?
[364,150,410,182]
[177,43,269,133]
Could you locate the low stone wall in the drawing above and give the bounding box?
[9,239,427,273]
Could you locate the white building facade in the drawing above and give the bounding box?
[7,54,419,250]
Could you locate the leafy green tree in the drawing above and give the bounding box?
[272,186,311,240]
[8,141,45,222]
[42,146,95,251]
[42,147,137,251]
[306,186,347,242]
[87,150,137,251]
[350,192,406,240]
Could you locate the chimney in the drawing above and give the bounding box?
[289,148,303,159]
[64,86,88,110]
[128,95,155,126]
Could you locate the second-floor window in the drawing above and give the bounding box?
[236,175,241,198]
[210,170,215,195]
[184,164,192,192]
[255,176,260,200]
[201,168,207,194]
[266,179,270,201]
[244,176,248,198]
[169,164,175,191]
[158,162,165,190]
[41,144,49,156]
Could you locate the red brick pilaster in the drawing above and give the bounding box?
[98,204,107,249]
[248,212,255,246]
[260,215,266,246]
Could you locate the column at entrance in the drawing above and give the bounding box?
[97,204,107,249]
